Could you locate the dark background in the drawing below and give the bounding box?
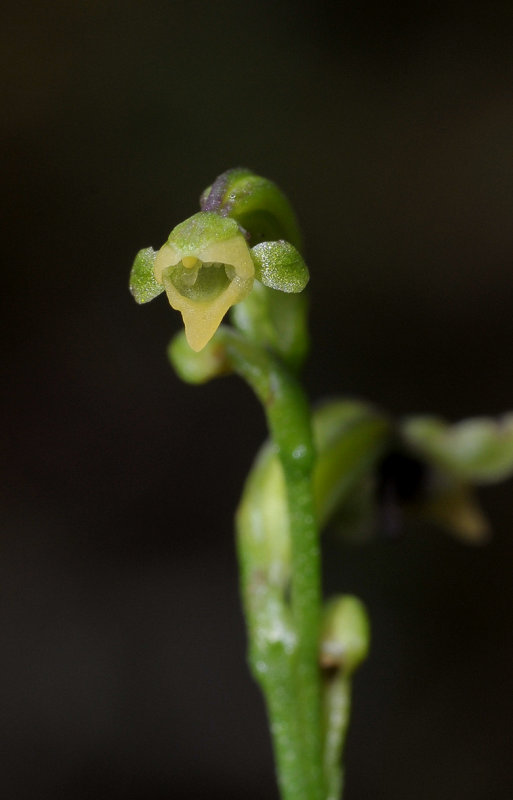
[3,2,513,798]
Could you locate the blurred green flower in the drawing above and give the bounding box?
[352,411,513,543]
[238,399,513,549]
[398,412,513,542]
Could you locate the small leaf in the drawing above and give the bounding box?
[230,281,309,372]
[129,248,163,304]
[402,413,513,483]
[312,401,391,527]
[251,241,309,293]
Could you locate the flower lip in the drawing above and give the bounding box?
[168,261,232,303]
[153,212,254,285]
[153,211,255,352]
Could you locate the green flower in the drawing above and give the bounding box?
[155,212,255,352]
[130,208,309,352]
[398,412,513,541]
[338,410,513,544]
[130,212,253,351]
[236,399,513,550]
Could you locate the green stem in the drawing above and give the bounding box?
[287,473,324,799]
[220,328,324,800]
[169,325,324,799]
[238,573,307,800]
[322,674,351,800]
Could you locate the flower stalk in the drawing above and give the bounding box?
[130,168,513,800]
[171,327,324,799]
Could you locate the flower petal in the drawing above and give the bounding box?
[402,413,513,483]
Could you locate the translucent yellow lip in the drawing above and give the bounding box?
[154,230,255,351]
[164,272,253,351]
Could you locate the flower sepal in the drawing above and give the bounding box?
[402,413,513,483]
[200,168,302,249]
[129,247,164,304]
[250,240,309,293]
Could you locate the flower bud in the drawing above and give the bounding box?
[320,595,370,676]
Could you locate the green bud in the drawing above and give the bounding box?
[168,329,231,385]
[129,247,164,304]
[236,441,291,591]
[320,596,370,675]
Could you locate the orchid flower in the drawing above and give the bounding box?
[130,170,309,352]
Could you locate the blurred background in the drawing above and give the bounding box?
[2,1,513,797]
